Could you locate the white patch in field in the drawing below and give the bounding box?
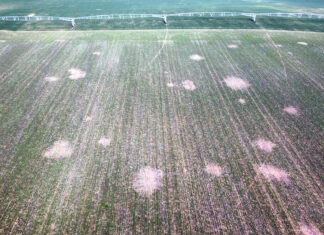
[68,68,86,80]
[238,98,246,104]
[288,51,293,56]
[93,51,101,55]
[227,44,238,49]
[182,80,196,90]
[253,138,276,153]
[44,76,60,82]
[167,82,176,88]
[299,224,321,235]
[98,137,111,147]
[297,42,308,46]
[190,54,204,61]
[84,116,92,122]
[158,40,174,45]
[284,106,299,115]
[0,40,6,43]
[44,140,73,159]
[275,44,282,48]
[133,166,163,196]
[56,40,66,42]
[224,76,250,91]
[164,71,169,74]
[28,13,35,17]
[258,164,289,182]
[205,163,223,177]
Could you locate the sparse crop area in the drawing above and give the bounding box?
[0,29,323,234]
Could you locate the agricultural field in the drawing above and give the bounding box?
[0,29,323,234]
[1,0,324,17]
[1,0,324,31]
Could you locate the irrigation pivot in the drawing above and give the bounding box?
[71,19,76,28]
[1,12,323,26]
[163,15,168,24]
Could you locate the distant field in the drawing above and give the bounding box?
[1,0,323,30]
[1,0,324,16]
[1,16,324,32]
[1,0,324,31]
[0,29,323,234]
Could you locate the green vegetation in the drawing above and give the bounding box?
[0,29,323,234]
[1,0,324,31]
[1,0,324,17]
[0,16,324,32]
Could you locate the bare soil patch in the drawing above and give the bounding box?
[158,40,174,45]
[44,76,60,82]
[227,44,238,49]
[204,163,223,177]
[238,98,246,104]
[297,42,308,46]
[44,140,73,159]
[258,164,289,182]
[299,224,321,235]
[224,76,250,91]
[84,116,92,122]
[253,138,276,153]
[182,80,196,91]
[284,106,299,115]
[68,68,86,80]
[190,54,204,61]
[98,137,111,147]
[167,82,176,88]
[133,166,163,197]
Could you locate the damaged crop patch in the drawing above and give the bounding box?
[238,98,246,104]
[227,44,238,49]
[182,80,196,90]
[167,82,176,88]
[84,116,93,122]
[258,164,289,182]
[133,166,163,197]
[284,106,299,115]
[44,140,73,159]
[204,163,223,177]
[68,68,86,80]
[190,54,204,61]
[253,138,276,153]
[98,137,111,147]
[224,76,250,91]
[299,224,321,235]
[44,76,60,82]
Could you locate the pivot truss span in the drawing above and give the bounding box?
[1,12,323,25]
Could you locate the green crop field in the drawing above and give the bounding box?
[1,0,324,31]
[0,29,323,234]
[1,0,324,234]
[1,0,324,16]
